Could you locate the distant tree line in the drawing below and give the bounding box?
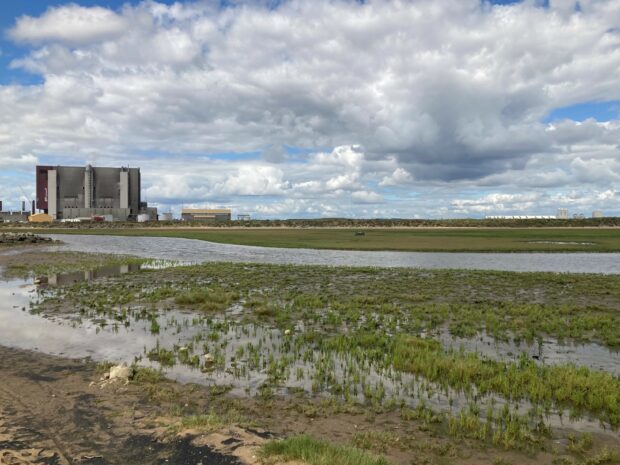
[3,217,620,229]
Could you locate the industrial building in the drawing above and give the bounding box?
[0,211,29,223]
[592,210,604,218]
[0,200,32,223]
[36,165,150,221]
[181,208,231,221]
[556,208,569,219]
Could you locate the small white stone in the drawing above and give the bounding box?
[109,363,132,381]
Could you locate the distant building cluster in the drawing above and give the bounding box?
[485,215,555,219]
[557,208,605,219]
[484,209,607,220]
[1,164,611,224]
[1,165,238,223]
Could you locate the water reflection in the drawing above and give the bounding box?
[36,263,142,287]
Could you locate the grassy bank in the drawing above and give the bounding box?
[6,226,620,251]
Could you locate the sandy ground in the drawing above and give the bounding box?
[0,345,270,465]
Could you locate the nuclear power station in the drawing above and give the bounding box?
[36,165,150,221]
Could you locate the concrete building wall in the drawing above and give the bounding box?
[62,207,130,220]
[48,169,57,219]
[120,170,129,209]
[84,164,93,209]
[129,169,141,215]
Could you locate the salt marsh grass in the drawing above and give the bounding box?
[10,254,620,463]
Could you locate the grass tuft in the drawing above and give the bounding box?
[262,434,392,465]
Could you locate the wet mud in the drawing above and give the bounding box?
[0,346,246,465]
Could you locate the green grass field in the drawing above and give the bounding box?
[11,226,620,252]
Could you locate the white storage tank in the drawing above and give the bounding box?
[137,213,150,223]
[161,212,173,221]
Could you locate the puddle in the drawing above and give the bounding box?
[527,241,596,246]
[436,328,620,376]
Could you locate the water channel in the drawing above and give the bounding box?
[36,234,620,274]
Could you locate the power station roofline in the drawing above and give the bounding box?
[36,164,140,171]
[181,208,232,214]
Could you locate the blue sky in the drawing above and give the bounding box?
[0,0,619,218]
[545,101,620,123]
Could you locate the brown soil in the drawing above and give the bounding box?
[0,346,252,465]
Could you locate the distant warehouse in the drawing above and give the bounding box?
[181,208,231,221]
[36,164,152,221]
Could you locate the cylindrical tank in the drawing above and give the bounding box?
[161,212,173,221]
[137,213,150,223]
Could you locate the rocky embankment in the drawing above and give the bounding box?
[0,232,53,246]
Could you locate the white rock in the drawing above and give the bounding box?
[108,363,132,381]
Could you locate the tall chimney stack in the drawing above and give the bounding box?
[21,200,26,212]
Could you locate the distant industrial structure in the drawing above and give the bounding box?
[36,165,155,221]
[485,209,607,220]
[0,199,32,223]
[485,215,554,219]
[0,211,29,223]
[181,208,231,221]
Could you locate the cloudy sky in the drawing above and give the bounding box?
[1,0,619,218]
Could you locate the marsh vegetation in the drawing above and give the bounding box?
[3,252,620,464]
